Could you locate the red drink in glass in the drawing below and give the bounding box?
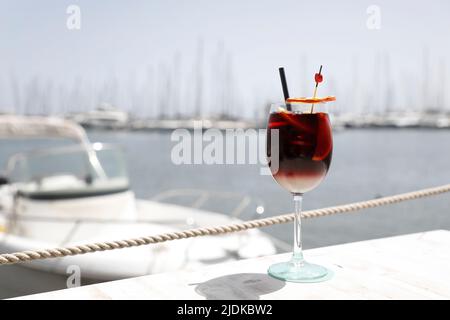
[267,111,332,194]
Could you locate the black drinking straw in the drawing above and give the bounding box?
[278,67,292,111]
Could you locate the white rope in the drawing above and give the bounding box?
[1,183,449,266]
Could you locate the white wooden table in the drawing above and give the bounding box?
[16,230,450,300]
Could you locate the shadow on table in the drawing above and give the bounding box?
[194,273,285,300]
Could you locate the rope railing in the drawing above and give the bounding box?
[1,183,450,266]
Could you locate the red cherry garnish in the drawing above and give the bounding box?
[315,73,323,83]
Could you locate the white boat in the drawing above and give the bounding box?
[0,115,276,298]
[67,103,129,129]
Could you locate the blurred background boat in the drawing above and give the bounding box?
[66,103,129,130]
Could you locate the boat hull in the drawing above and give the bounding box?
[0,198,277,299]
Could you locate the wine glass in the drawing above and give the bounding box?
[266,100,333,282]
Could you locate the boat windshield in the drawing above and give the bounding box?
[5,143,129,199]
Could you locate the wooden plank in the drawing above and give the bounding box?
[15,230,450,300]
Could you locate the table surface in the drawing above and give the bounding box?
[16,230,450,300]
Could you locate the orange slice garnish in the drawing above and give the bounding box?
[312,113,333,161]
[286,96,336,104]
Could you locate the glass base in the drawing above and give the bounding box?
[268,258,332,283]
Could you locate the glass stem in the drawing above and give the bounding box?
[292,193,304,265]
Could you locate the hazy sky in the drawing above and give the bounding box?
[1,0,449,118]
